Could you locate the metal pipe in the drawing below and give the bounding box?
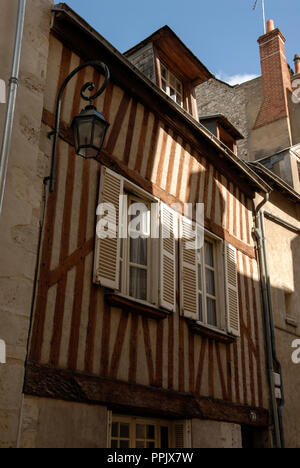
[0,0,27,215]
[260,210,286,448]
[255,193,285,448]
[264,210,300,234]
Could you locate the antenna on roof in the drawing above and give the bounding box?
[253,0,266,34]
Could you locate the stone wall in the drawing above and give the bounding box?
[0,0,52,448]
[20,396,108,448]
[195,73,296,162]
[256,191,300,448]
[195,78,250,161]
[191,419,242,448]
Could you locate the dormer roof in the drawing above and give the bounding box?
[124,25,213,86]
[199,114,244,141]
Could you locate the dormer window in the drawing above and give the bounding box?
[124,26,213,122]
[199,115,244,155]
[161,63,183,107]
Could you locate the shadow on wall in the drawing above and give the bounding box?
[282,234,300,448]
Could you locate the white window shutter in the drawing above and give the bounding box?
[94,167,123,289]
[159,203,177,312]
[172,421,192,448]
[180,216,198,320]
[225,242,240,337]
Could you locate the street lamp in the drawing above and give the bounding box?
[71,103,109,159]
[47,61,110,192]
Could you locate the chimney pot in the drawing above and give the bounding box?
[294,54,300,75]
[266,19,275,33]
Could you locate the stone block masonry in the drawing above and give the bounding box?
[0,0,52,448]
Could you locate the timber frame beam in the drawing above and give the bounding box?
[24,362,269,428]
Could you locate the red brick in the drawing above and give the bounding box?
[254,28,292,129]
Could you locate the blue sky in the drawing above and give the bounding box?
[59,0,299,85]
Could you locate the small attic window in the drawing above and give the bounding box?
[160,63,183,107]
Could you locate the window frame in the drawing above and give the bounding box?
[160,61,184,108]
[117,180,160,309]
[110,415,175,449]
[198,239,218,327]
[120,193,152,304]
[196,231,226,332]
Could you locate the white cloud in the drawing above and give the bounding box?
[216,72,259,86]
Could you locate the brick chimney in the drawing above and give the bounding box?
[254,20,292,130]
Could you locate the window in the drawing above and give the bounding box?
[95,168,240,336]
[180,215,240,337]
[160,63,183,107]
[111,417,170,448]
[119,194,151,303]
[95,167,177,313]
[110,415,190,448]
[197,240,218,327]
[111,420,131,448]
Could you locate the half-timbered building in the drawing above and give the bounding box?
[15,4,275,448]
[5,0,295,448]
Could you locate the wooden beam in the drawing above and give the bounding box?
[24,362,269,427]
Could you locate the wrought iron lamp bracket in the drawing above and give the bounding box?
[45,61,110,192]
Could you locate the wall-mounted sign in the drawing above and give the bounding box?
[0,79,6,103]
[0,339,6,364]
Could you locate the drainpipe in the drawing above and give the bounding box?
[0,0,27,215]
[254,193,285,448]
[260,208,286,448]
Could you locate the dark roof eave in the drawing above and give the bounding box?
[248,162,300,202]
[199,114,244,140]
[51,3,271,194]
[124,25,213,83]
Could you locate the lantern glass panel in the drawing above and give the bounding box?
[78,118,93,148]
[93,118,107,149]
[72,106,109,159]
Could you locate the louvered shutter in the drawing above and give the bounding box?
[159,203,177,312]
[180,216,198,320]
[225,243,240,337]
[94,167,123,289]
[172,421,191,448]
